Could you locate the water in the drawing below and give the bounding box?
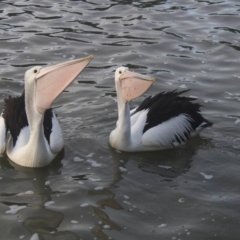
[0,0,239,239]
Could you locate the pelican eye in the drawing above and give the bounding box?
[119,70,122,74]
[34,69,38,74]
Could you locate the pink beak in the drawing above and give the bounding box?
[120,70,155,102]
[35,55,93,113]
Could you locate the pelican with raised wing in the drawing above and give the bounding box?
[0,55,93,167]
[109,66,212,151]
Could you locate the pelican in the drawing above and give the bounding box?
[0,55,93,167]
[109,66,212,152]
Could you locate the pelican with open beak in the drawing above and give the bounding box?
[109,66,212,151]
[0,55,93,167]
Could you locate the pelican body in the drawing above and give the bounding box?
[109,67,212,152]
[0,55,93,167]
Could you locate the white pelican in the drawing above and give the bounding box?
[0,55,93,167]
[109,66,212,152]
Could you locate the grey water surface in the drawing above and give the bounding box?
[0,0,239,239]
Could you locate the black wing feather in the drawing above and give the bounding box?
[2,92,53,146]
[132,90,212,135]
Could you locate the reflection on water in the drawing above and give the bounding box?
[0,0,240,239]
[0,134,212,240]
[0,154,69,238]
[0,137,125,239]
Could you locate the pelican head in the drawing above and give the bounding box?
[24,55,94,114]
[115,66,155,102]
